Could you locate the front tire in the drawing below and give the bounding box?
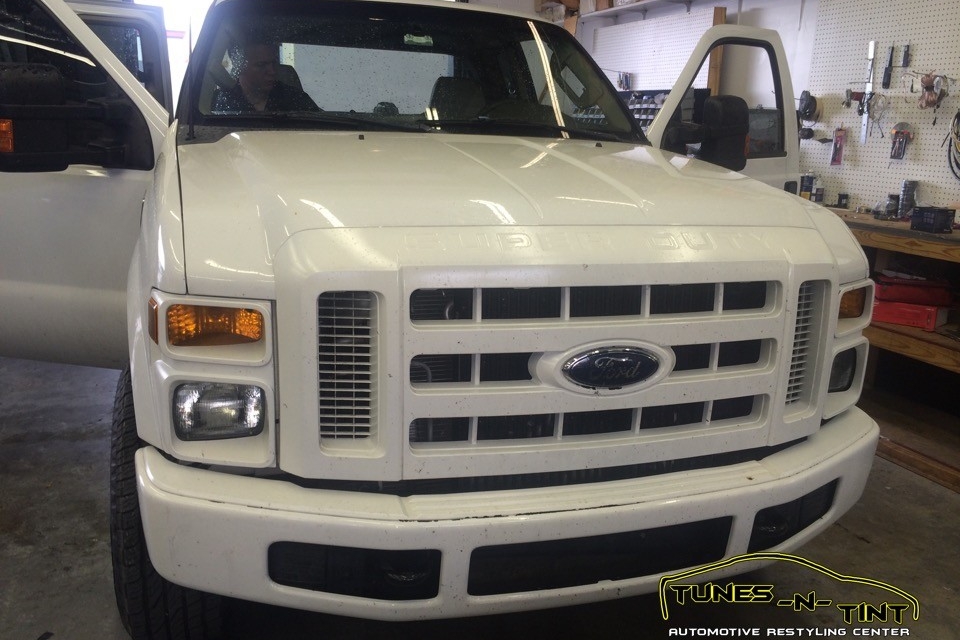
[110,366,222,640]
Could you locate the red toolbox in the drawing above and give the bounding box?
[874,274,953,306]
[872,299,949,331]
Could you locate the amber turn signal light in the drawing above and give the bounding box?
[838,287,866,319]
[166,304,264,347]
[0,120,13,153]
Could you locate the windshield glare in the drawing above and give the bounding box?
[189,0,640,141]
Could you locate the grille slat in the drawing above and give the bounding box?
[785,281,818,405]
[317,291,376,439]
[408,396,762,444]
[410,282,769,323]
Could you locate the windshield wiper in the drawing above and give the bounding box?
[415,117,631,142]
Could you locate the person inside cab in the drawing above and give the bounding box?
[212,40,318,113]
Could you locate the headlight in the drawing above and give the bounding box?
[828,348,857,393]
[173,382,265,441]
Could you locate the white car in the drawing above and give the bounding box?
[0,1,878,639]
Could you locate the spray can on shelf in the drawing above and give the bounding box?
[799,173,815,200]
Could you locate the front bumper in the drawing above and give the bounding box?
[138,407,878,620]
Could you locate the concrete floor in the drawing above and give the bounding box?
[1,356,958,640]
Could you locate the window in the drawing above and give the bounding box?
[84,18,167,107]
[187,0,642,143]
[0,0,155,170]
[0,0,110,102]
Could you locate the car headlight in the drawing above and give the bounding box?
[173,382,265,441]
[828,347,858,393]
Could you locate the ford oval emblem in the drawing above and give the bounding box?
[562,347,660,390]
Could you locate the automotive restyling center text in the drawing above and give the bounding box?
[667,630,910,636]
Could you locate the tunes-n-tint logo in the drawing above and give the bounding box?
[658,552,919,636]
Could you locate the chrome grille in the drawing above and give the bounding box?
[317,291,375,439]
[786,281,816,405]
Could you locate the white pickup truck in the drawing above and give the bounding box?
[0,1,878,639]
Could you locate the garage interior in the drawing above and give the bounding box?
[3,0,960,638]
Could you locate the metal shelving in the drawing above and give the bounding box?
[580,0,698,23]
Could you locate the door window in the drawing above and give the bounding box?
[0,0,111,103]
[0,0,155,170]
[661,42,787,160]
[84,18,167,107]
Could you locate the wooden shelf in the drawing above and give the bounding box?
[832,208,960,492]
[864,322,960,375]
[860,389,960,494]
[830,207,960,262]
[831,209,960,370]
[831,207,960,374]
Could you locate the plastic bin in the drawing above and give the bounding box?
[910,207,955,233]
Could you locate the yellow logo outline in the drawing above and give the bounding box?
[658,552,920,622]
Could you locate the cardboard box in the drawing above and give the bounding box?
[872,300,949,332]
[535,0,579,10]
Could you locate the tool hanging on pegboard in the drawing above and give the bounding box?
[918,72,948,108]
[797,90,823,140]
[945,109,960,182]
[890,122,913,160]
[881,46,894,89]
[869,94,889,138]
[859,40,876,144]
[915,71,953,125]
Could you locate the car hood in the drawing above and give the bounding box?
[177,131,822,297]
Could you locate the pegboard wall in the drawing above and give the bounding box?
[590,7,718,91]
[802,0,960,210]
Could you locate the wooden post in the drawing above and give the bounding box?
[707,7,727,95]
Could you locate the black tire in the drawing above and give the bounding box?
[110,366,223,640]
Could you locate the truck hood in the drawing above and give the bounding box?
[177,131,821,297]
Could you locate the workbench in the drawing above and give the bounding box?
[832,207,960,492]
[831,207,960,375]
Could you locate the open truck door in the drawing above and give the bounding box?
[646,24,800,193]
[0,0,170,368]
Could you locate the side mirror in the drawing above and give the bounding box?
[696,95,749,171]
[0,62,149,173]
[0,63,70,171]
[661,121,704,155]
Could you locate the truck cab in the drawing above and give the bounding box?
[0,2,877,639]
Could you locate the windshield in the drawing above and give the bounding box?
[183,0,643,143]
